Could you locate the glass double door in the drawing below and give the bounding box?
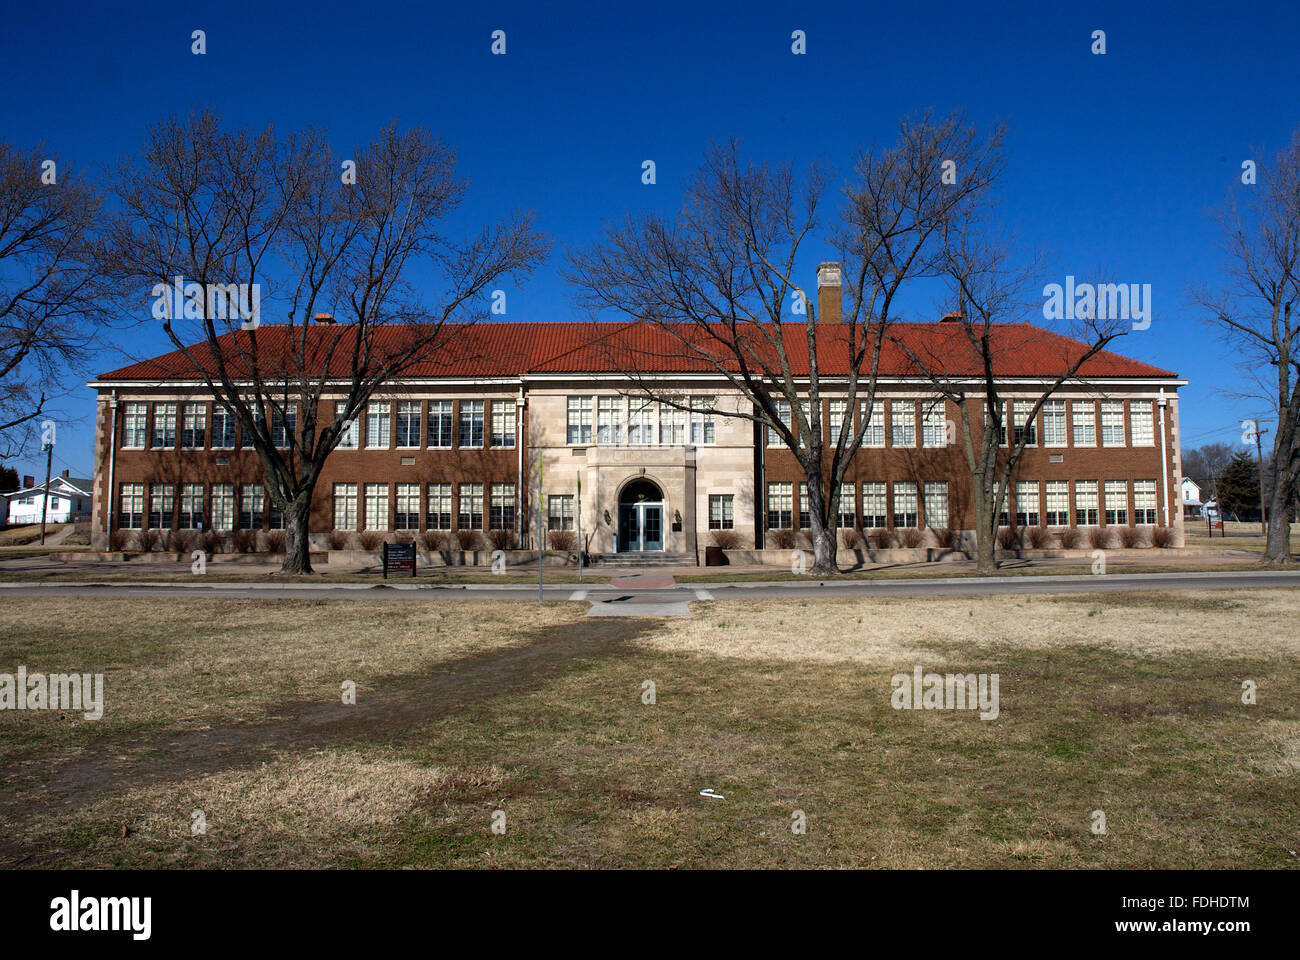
[618,502,662,552]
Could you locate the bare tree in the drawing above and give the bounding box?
[1192,129,1300,566]
[567,113,1004,575]
[105,109,547,574]
[0,143,105,458]
[889,219,1127,573]
[1181,441,1232,502]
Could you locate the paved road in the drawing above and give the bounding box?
[1,569,1297,612]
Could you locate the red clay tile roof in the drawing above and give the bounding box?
[94,320,1178,382]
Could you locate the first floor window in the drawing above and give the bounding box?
[365,483,389,530]
[182,403,207,448]
[766,482,793,529]
[152,402,177,449]
[120,483,144,529]
[395,483,420,530]
[836,483,856,528]
[458,483,483,530]
[123,403,148,448]
[396,401,421,448]
[1045,481,1069,526]
[148,483,173,529]
[1015,481,1040,527]
[490,483,516,530]
[179,483,204,529]
[548,494,575,531]
[239,483,264,530]
[333,483,357,532]
[798,483,811,529]
[892,481,918,528]
[566,396,592,445]
[211,483,235,531]
[862,482,888,528]
[924,482,948,529]
[1134,479,1158,524]
[426,484,452,530]
[891,400,916,448]
[491,401,516,448]
[1075,480,1099,526]
[1104,480,1129,525]
[708,494,733,530]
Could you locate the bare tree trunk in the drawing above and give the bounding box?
[1263,457,1295,567]
[810,521,837,576]
[281,501,313,576]
[972,490,997,574]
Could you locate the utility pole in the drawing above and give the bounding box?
[38,435,54,546]
[1254,422,1270,536]
[536,449,543,603]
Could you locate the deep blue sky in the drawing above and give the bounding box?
[2,0,1297,480]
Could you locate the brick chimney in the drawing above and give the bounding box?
[23,475,34,488]
[816,262,842,323]
[61,469,70,479]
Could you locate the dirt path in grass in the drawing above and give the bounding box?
[0,617,652,844]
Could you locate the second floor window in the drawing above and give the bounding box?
[367,403,391,448]
[334,402,359,449]
[1101,401,1125,447]
[567,397,592,445]
[860,400,884,447]
[271,404,296,449]
[891,400,915,448]
[212,406,236,448]
[1130,400,1154,446]
[1073,402,1096,446]
[659,401,686,445]
[181,403,207,448]
[1042,400,1066,447]
[690,397,715,445]
[1013,400,1036,447]
[459,401,484,448]
[396,402,421,447]
[427,400,453,448]
[152,403,176,448]
[922,399,946,447]
[491,401,516,447]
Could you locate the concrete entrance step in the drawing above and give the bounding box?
[592,553,696,567]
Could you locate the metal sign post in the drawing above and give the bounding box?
[577,471,583,583]
[537,450,544,603]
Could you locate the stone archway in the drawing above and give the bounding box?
[616,478,664,552]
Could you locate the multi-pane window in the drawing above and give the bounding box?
[1015,481,1040,527]
[268,500,284,530]
[364,483,389,531]
[798,483,811,529]
[489,483,516,530]
[333,483,357,532]
[891,400,916,447]
[395,483,421,530]
[892,481,919,528]
[179,483,204,529]
[922,398,946,447]
[708,494,734,530]
[1101,401,1125,447]
[119,483,144,529]
[1133,479,1158,524]
[628,398,654,445]
[1042,400,1067,447]
[548,494,575,531]
[566,397,592,445]
[148,483,173,529]
[1129,400,1154,446]
[1045,481,1070,526]
[862,482,888,528]
[1104,480,1128,525]
[836,483,856,528]
[396,401,421,448]
[1075,480,1099,526]
[152,402,177,448]
[239,483,264,530]
[860,400,884,447]
[271,404,296,449]
[123,403,148,448]
[690,397,715,445]
[490,401,516,448]
[211,483,235,531]
[426,401,453,448]
[335,401,359,448]
[426,484,452,530]
[1072,402,1096,446]
[366,402,391,448]
[924,482,949,528]
[211,406,236,448]
[1013,400,1037,447]
[457,483,483,530]
[181,403,207,448]
[828,399,849,445]
[767,400,792,447]
[996,482,1010,526]
[766,482,793,529]
[598,396,624,445]
[459,401,485,448]
[659,401,686,445]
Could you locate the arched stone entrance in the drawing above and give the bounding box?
[617,478,664,552]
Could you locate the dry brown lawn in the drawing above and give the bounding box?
[0,591,1296,869]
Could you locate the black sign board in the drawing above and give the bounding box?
[382,541,417,578]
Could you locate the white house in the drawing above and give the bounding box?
[4,471,93,525]
[1180,476,1203,517]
